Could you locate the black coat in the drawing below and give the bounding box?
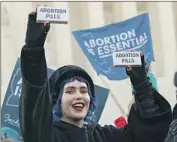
[19,45,172,142]
[165,104,177,142]
[165,119,177,142]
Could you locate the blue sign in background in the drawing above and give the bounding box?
[1,58,109,141]
[73,13,154,80]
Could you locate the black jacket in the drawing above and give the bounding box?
[165,104,177,142]
[19,45,172,142]
[165,119,177,142]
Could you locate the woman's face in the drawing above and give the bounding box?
[61,80,90,121]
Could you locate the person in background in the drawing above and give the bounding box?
[19,11,172,142]
[165,72,177,142]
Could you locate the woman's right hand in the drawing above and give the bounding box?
[25,11,50,48]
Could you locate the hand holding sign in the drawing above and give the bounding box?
[25,11,50,48]
[126,53,148,87]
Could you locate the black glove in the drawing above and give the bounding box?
[126,53,160,115]
[25,12,50,48]
[126,53,149,91]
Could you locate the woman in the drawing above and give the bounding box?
[19,11,172,142]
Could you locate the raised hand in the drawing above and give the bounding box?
[25,11,50,47]
[126,53,148,89]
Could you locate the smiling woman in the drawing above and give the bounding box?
[52,76,96,126]
[18,10,172,142]
[1,1,177,142]
[60,79,91,126]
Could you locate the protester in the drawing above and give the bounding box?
[164,103,177,142]
[165,72,177,142]
[19,11,172,142]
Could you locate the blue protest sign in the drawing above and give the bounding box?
[94,85,109,122]
[1,58,53,140]
[1,58,109,141]
[72,13,154,80]
[1,58,22,140]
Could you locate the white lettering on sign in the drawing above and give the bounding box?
[112,51,142,67]
[36,6,68,24]
[4,114,20,128]
[6,68,22,107]
[83,30,148,58]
